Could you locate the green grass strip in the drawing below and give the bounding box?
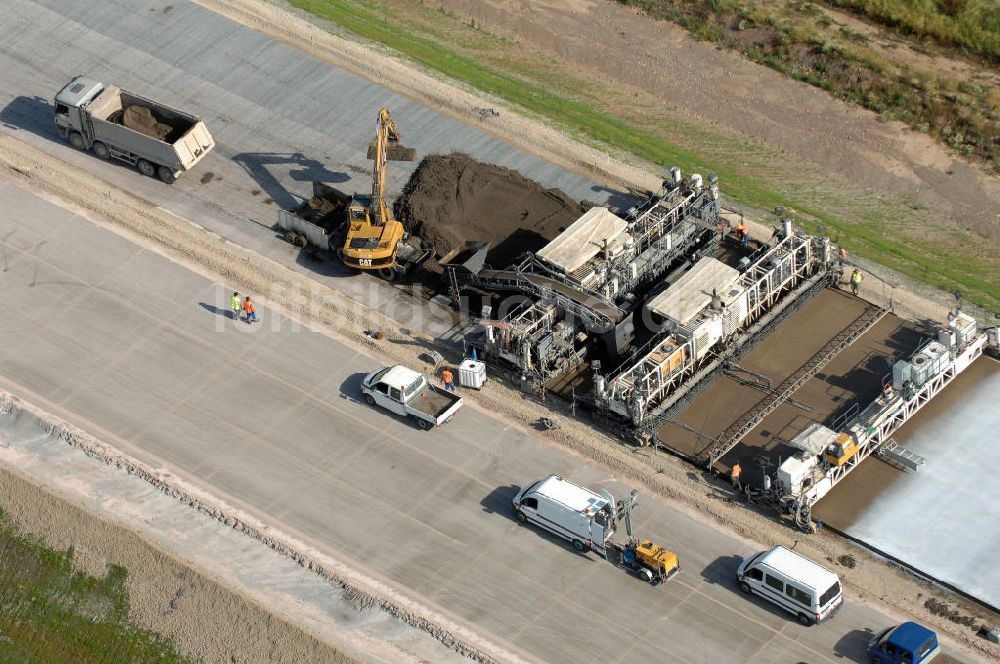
[0,509,189,663]
[287,0,999,311]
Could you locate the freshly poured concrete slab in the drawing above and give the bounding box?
[657,288,874,459]
[536,207,628,273]
[831,358,1000,610]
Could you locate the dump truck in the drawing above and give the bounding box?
[360,365,462,430]
[54,75,214,183]
[277,181,431,281]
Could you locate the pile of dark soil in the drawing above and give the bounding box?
[121,105,174,141]
[394,153,587,268]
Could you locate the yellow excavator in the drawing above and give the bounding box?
[338,107,420,281]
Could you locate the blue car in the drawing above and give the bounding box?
[868,622,940,664]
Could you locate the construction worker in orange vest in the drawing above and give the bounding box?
[736,222,749,247]
[243,296,257,324]
[441,368,456,392]
[731,461,742,492]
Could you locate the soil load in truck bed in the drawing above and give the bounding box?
[297,186,350,233]
[394,153,587,268]
[115,103,193,143]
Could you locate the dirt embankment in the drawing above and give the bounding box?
[0,464,360,664]
[394,153,587,268]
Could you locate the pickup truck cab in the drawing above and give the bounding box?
[361,365,462,430]
[868,622,941,664]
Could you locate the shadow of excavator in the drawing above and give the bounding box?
[232,152,352,210]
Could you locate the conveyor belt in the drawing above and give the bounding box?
[476,269,625,323]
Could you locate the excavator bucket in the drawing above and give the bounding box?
[367,141,417,161]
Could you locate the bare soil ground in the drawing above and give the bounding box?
[427,0,999,242]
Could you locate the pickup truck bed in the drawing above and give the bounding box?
[412,385,461,419]
[361,365,463,429]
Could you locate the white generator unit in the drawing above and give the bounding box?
[892,359,912,391]
[921,341,950,376]
[679,313,725,362]
[778,454,817,496]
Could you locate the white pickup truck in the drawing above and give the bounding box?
[361,365,463,430]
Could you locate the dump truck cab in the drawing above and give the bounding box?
[868,622,941,664]
[54,76,105,136]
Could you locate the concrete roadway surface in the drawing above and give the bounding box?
[2,179,984,664]
[0,0,630,340]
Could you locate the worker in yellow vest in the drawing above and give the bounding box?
[230,291,242,320]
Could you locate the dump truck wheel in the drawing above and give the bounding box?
[137,159,156,178]
[571,539,586,553]
[68,131,86,150]
[639,568,654,583]
[413,417,431,431]
[157,166,176,184]
[92,142,110,160]
[738,581,752,595]
[363,394,375,406]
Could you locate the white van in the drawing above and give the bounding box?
[512,474,617,555]
[736,545,843,625]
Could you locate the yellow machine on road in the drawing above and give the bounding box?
[338,107,420,281]
[609,489,681,585]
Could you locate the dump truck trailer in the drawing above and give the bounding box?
[278,181,430,280]
[54,75,214,183]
